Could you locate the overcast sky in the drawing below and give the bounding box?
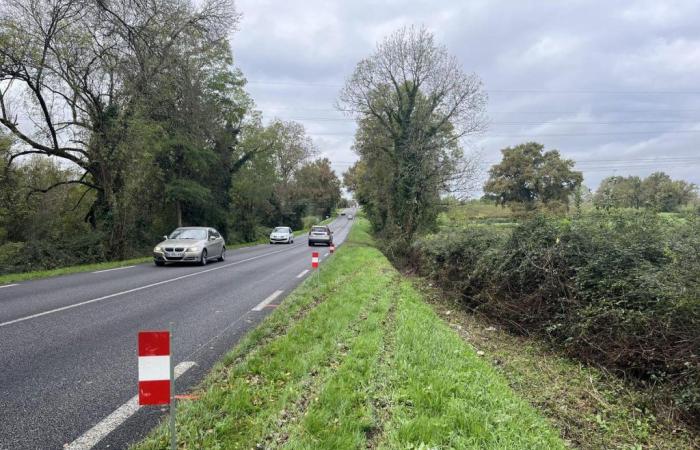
[230,0,700,193]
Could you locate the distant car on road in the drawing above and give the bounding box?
[308,225,333,246]
[347,214,354,220]
[153,227,225,266]
[270,226,294,244]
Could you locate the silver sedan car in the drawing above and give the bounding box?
[153,227,225,266]
[270,226,294,244]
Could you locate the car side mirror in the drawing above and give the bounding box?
[162,235,168,241]
[209,236,217,241]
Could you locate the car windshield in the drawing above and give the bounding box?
[168,229,207,240]
[273,227,289,233]
[311,226,327,233]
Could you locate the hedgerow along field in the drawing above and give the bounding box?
[415,204,700,428]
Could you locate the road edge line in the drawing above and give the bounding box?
[252,290,284,311]
[65,361,196,450]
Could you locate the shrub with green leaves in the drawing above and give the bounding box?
[413,210,700,426]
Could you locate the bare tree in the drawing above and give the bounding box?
[339,25,486,143]
[338,25,487,246]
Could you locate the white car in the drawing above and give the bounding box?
[270,226,294,244]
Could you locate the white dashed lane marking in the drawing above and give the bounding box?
[92,266,135,274]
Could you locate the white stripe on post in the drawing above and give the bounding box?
[138,355,171,381]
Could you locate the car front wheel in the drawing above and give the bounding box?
[155,260,165,267]
[200,249,208,266]
[218,247,225,262]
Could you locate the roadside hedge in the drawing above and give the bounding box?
[412,210,700,426]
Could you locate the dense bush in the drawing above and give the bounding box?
[412,210,700,425]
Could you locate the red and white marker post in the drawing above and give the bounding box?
[138,329,177,450]
[311,251,320,287]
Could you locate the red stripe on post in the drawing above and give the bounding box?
[139,380,171,405]
[312,252,319,258]
[138,331,170,356]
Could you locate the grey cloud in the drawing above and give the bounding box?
[231,0,700,191]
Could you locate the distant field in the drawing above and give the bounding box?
[438,201,516,229]
[134,218,565,449]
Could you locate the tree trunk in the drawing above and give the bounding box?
[176,200,182,227]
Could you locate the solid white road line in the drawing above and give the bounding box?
[252,290,284,311]
[65,361,196,450]
[296,269,309,278]
[0,247,295,329]
[0,283,18,289]
[92,265,135,274]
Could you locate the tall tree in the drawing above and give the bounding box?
[338,25,486,245]
[484,142,582,211]
[294,158,341,218]
[0,0,237,257]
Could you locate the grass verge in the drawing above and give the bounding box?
[133,219,565,449]
[0,256,151,285]
[421,287,699,450]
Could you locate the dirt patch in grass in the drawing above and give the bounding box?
[365,295,398,449]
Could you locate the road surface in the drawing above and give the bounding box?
[0,213,354,450]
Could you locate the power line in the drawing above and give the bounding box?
[247,80,700,95]
[259,106,700,114]
[307,130,700,137]
[277,117,700,125]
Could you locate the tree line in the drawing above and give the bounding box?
[482,142,698,213]
[0,0,341,274]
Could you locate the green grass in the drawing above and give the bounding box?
[438,201,516,230]
[0,256,151,285]
[423,291,699,450]
[133,218,566,449]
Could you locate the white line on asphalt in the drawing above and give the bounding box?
[324,252,329,257]
[0,247,295,328]
[252,290,284,311]
[65,361,196,450]
[92,265,135,274]
[0,283,18,289]
[296,269,309,278]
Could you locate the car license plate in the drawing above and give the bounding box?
[166,252,183,257]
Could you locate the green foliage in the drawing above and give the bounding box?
[594,172,698,212]
[339,27,485,254]
[484,142,583,211]
[293,158,342,218]
[0,2,342,274]
[413,210,700,426]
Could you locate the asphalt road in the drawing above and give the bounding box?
[0,212,355,450]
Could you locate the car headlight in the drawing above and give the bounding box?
[154,246,162,252]
[186,246,201,252]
